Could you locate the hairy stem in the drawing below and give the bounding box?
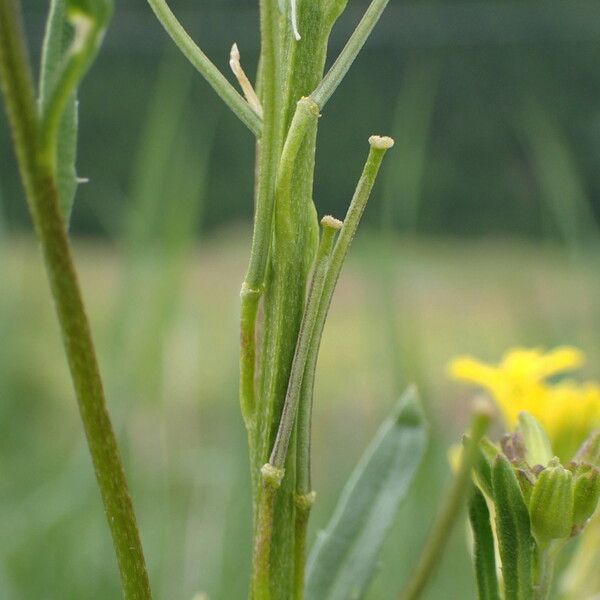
[146,0,262,136]
[252,464,285,600]
[400,403,493,600]
[0,2,151,597]
[293,491,316,600]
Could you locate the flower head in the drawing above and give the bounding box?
[449,347,600,460]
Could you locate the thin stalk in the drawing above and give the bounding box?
[251,217,339,598]
[269,216,341,469]
[293,135,394,495]
[281,137,394,599]
[252,464,285,600]
[239,0,282,431]
[293,491,316,600]
[146,0,262,137]
[312,0,391,108]
[0,2,151,597]
[274,0,394,202]
[400,402,493,600]
[534,541,565,600]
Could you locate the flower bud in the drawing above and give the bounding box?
[518,412,553,467]
[572,464,600,527]
[529,459,574,544]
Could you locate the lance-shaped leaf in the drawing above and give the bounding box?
[469,487,500,600]
[39,0,78,222]
[306,386,428,600]
[492,455,535,600]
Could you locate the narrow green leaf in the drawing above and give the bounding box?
[492,455,535,600]
[39,0,78,222]
[469,488,500,600]
[306,386,428,600]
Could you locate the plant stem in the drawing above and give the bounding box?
[534,541,564,600]
[146,0,262,136]
[269,217,340,468]
[293,491,316,600]
[252,464,285,600]
[400,402,493,600]
[312,0,392,109]
[0,2,151,597]
[310,136,394,348]
[239,0,282,433]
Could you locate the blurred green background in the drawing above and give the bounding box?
[2,1,600,598]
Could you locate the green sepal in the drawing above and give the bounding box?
[514,467,536,505]
[529,458,573,544]
[518,412,553,467]
[463,434,494,499]
[469,488,500,600]
[492,454,535,600]
[572,463,600,527]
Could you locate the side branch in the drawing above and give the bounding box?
[0,1,151,597]
[147,0,262,136]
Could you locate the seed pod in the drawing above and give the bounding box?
[529,459,574,544]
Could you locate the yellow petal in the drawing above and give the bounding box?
[448,357,500,392]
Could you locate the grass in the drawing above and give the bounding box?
[1,230,599,599]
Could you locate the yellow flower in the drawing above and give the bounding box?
[448,347,600,460]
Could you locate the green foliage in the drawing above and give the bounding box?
[39,0,78,222]
[571,464,600,527]
[468,488,500,600]
[491,455,534,600]
[305,387,427,600]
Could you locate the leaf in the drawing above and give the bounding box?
[469,488,500,600]
[39,0,78,223]
[305,386,428,600]
[492,455,535,600]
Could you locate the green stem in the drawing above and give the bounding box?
[293,135,394,498]
[239,0,282,433]
[269,217,340,469]
[252,464,285,600]
[400,403,493,600]
[534,541,564,600]
[277,0,392,159]
[293,491,316,600]
[0,2,151,597]
[312,0,391,108]
[146,0,262,136]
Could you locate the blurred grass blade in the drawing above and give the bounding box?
[520,102,600,254]
[492,455,534,600]
[469,488,500,600]
[39,0,78,222]
[306,386,428,600]
[380,55,438,234]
